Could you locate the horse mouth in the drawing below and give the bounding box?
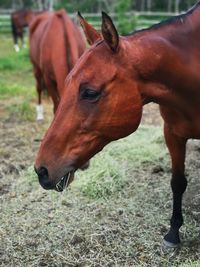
[55,171,74,192]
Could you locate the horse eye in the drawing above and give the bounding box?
[81,88,101,101]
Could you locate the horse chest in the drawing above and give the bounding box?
[160,106,200,139]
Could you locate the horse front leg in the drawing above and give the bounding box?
[163,123,188,249]
[44,77,60,115]
[13,33,20,52]
[21,30,26,48]
[36,84,44,121]
[34,67,44,121]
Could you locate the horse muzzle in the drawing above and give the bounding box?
[34,166,75,192]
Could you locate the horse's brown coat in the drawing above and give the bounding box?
[35,2,200,247]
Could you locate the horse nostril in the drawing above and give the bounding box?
[35,166,54,190]
[37,166,48,178]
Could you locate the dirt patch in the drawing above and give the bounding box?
[142,103,163,126]
[0,99,52,196]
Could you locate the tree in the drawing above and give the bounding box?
[175,0,180,13]
[115,0,136,34]
[168,0,172,12]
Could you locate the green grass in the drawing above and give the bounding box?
[0,82,33,99]
[6,99,35,121]
[75,125,166,199]
[0,45,29,68]
[0,35,35,99]
[0,48,30,71]
[0,35,32,74]
[180,262,200,267]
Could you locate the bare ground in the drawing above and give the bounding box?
[1,98,200,267]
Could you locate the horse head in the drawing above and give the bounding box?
[35,12,143,191]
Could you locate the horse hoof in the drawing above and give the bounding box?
[14,45,20,52]
[36,117,44,122]
[161,239,180,255]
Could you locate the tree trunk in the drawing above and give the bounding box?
[101,0,115,13]
[141,0,145,11]
[168,0,172,12]
[48,0,54,11]
[37,0,43,10]
[147,0,152,12]
[19,0,23,8]
[175,0,180,14]
[187,0,192,9]
[135,0,141,11]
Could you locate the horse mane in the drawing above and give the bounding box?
[129,0,200,36]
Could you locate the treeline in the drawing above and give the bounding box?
[0,0,198,13]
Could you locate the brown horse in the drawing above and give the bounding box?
[29,9,86,120]
[35,2,200,249]
[11,9,38,52]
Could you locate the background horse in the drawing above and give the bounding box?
[35,1,200,250]
[29,9,86,120]
[11,9,37,52]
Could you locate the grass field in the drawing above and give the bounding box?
[1,36,200,267]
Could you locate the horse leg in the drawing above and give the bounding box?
[14,33,20,52]
[163,123,188,249]
[21,30,26,48]
[44,77,60,114]
[34,68,44,120]
[36,91,44,121]
[36,84,44,121]
[18,30,25,49]
[14,41,20,52]
[11,22,20,52]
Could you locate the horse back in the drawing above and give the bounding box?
[53,9,86,70]
[32,10,85,95]
[29,12,52,67]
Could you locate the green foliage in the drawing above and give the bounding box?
[55,0,98,13]
[115,0,137,34]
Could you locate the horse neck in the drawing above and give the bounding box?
[160,2,200,41]
[125,3,200,112]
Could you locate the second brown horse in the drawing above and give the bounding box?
[11,9,41,52]
[29,9,86,119]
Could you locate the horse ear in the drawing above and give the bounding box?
[101,12,119,52]
[78,11,101,45]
